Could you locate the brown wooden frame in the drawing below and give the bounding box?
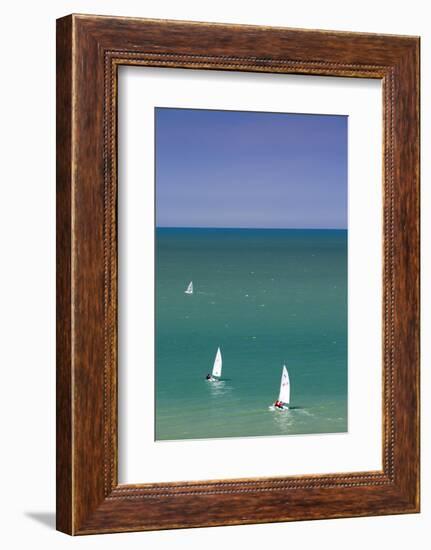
[56,14,420,535]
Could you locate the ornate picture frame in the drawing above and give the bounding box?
[56,14,420,534]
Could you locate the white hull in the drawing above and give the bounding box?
[268,404,289,411]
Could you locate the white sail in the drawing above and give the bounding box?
[278,365,290,404]
[185,281,193,294]
[212,347,222,378]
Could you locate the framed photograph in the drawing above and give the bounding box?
[56,14,420,535]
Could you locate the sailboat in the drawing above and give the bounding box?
[272,365,290,410]
[206,347,222,381]
[184,281,193,295]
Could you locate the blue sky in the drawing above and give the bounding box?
[155,108,347,229]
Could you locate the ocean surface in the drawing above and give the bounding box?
[155,228,347,441]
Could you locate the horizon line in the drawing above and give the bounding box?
[155,226,347,231]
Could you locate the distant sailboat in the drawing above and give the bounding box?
[272,365,290,410]
[206,347,222,381]
[184,281,193,295]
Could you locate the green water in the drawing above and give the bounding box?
[155,228,347,440]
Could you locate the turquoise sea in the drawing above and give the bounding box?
[155,228,347,441]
